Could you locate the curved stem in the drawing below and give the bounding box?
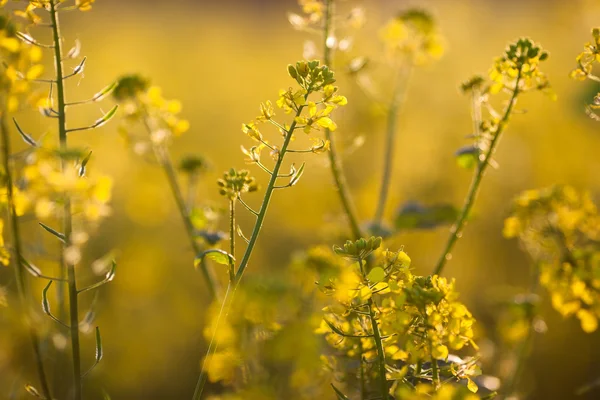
[322,0,363,240]
[433,69,522,276]
[192,106,305,400]
[140,113,220,300]
[1,112,52,399]
[49,2,82,398]
[372,65,413,227]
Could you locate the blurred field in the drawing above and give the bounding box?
[2,0,600,398]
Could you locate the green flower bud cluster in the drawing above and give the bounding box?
[217,168,258,200]
[332,236,382,261]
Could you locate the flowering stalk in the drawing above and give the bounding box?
[434,38,552,276]
[433,71,521,276]
[0,112,52,399]
[322,0,363,240]
[193,103,306,399]
[48,2,83,397]
[193,60,347,398]
[139,112,220,299]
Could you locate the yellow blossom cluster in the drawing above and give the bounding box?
[113,75,190,151]
[18,146,112,222]
[241,60,345,163]
[316,237,481,396]
[488,38,550,95]
[379,9,444,65]
[570,27,600,121]
[504,185,600,333]
[0,15,44,113]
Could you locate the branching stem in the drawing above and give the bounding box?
[49,2,82,398]
[433,69,522,276]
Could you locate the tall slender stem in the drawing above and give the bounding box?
[433,70,522,276]
[49,2,82,398]
[367,300,387,399]
[192,105,305,400]
[228,199,235,282]
[140,112,220,300]
[156,144,219,299]
[0,113,52,399]
[360,258,387,399]
[322,0,363,240]
[372,64,413,227]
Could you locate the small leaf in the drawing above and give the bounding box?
[456,145,478,169]
[395,202,459,230]
[79,151,92,177]
[93,105,118,128]
[13,118,37,147]
[92,81,118,102]
[289,162,305,186]
[94,326,103,363]
[24,384,44,398]
[467,377,479,393]
[331,384,350,400]
[38,222,66,242]
[367,267,386,283]
[41,281,53,316]
[194,249,235,268]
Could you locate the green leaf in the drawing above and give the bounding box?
[38,222,66,242]
[93,105,119,128]
[13,118,37,147]
[95,326,103,363]
[195,249,235,268]
[92,81,118,102]
[395,202,459,230]
[367,267,386,283]
[331,384,350,400]
[79,151,92,177]
[24,384,43,398]
[289,162,305,186]
[41,281,53,316]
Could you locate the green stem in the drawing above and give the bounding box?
[0,112,52,399]
[157,144,219,299]
[360,258,387,399]
[502,265,540,399]
[49,2,82,399]
[372,65,413,227]
[433,69,522,276]
[430,350,440,390]
[367,300,388,399]
[322,0,363,240]
[228,199,235,282]
[140,112,220,300]
[192,105,306,400]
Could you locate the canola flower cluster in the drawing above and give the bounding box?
[113,74,190,153]
[504,185,600,333]
[379,9,444,65]
[241,60,346,165]
[570,27,600,121]
[317,237,481,397]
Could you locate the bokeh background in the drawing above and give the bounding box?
[2,0,600,398]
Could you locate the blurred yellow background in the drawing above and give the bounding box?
[2,0,600,398]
